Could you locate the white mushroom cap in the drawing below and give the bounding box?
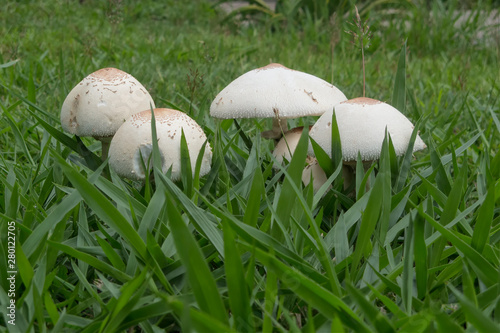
[210,63,347,119]
[302,158,329,193]
[61,67,155,138]
[272,126,311,168]
[108,108,212,181]
[309,97,426,162]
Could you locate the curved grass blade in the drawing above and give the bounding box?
[415,202,497,287]
[346,282,395,333]
[223,220,254,332]
[252,246,371,332]
[392,40,406,113]
[471,182,495,253]
[53,150,148,260]
[47,240,131,282]
[448,284,500,332]
[165,194,228,325]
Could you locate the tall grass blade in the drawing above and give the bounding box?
[415,203,497,286]
[392,40,407,113]
[223,220,254,332]
[165,195,228,325]
[471,183,495,253]
[448,284,500,332]
[252,247,370,332]
[346,282,395,332]
[53,151,148,260]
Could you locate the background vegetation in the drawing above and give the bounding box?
[1,0,499,332]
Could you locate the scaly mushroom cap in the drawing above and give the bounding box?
[61,67,155,138]
[210,63,347,119]
[309,97,426,162]
[108,108,212,181]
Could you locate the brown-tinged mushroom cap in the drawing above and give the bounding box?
[61,67,155,139]
[108,108,212,181]
[309,97,426,162]
[272,127,311,168]
[210,63,347,139]
[302,158,329,193]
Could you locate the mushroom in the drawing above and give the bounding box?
[302,158,329,193]
[210,63,347,140]
[272,126,312,168]
[60,67,155,160]
[108,108,212,181]
[309,97,426,193]
[273,127,329,193]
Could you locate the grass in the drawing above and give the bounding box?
[1,0,499,331]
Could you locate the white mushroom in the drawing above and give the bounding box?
[309,97,426,192]
[302,158,329,193]
[210,63,347,139]
[108,108,212,181]
[60,67,155,159]
[272,126,312,168]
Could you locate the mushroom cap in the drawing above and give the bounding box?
[309,97,426,162]
[61,67,155,138]
[272,126,311,169]
[302,158,329,193]
[108,108,212,181]
[210,63,347,119]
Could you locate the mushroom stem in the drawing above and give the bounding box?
[100,137,112,161]
[261,118,288,140]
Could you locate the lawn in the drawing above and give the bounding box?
[1,0,499,332]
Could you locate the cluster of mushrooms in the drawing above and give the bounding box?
[60,64,426,193]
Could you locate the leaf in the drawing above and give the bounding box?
[402,216,414,314]
[346,282,396,333]
[274,125,309,233]
[448,284,500,332]
[471,182,495,253]
[223,220,254,332]
[413,214,428,299]
[415,203,497,287]
[180,129,193,197]
[251,246,371,332]
[392,40,407,113]
[53,151,148,260]
[47,241,131,282]
[165,195,228,325]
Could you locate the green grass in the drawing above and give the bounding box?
[1,0,499,331]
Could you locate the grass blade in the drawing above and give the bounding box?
[223,220,254,332]
[471,182,495,253]
[165,194,228,325]
[392,40,406,113]
[251,246,371,332]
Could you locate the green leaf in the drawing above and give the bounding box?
[243,164,265,227]
[392,40,407,113]
[53,151,148,260]
[471,182,495,253]
[346,283,396,333]
[251,246,371,332]
[274,125,309,233]
[165,195,228,325]
[223,220,254,332]
[448,284,500,332]
[413,215,428,299]
[415,203,497,287]
[402,216,414,314]
[47,241,131,282]
[101,269,149,333]
[180,129,193,197]
[95,235,126,271]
